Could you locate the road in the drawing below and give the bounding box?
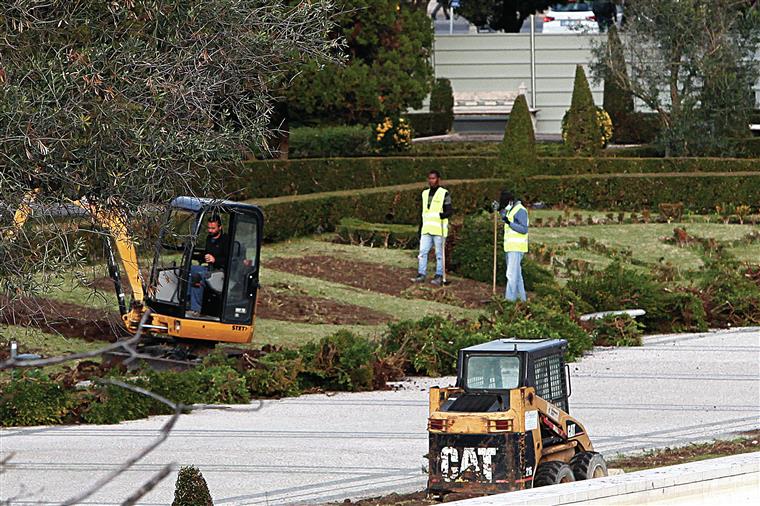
[2,328,759,505]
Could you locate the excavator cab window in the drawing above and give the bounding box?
[151,208,196,306]
[147,197,262,327]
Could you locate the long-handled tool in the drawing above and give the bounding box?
[440,222,451,286]
[492,210,498,294]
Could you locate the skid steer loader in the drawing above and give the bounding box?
[427,338,607,496]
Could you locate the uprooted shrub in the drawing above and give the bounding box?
[0,369,73,426]
[698,260,760,327]
[382,316,488,377]
[173,465,214,506]
[588,314,644,347]
[567,262,708,333]
[245,349,304,398]
[482,300,594,361]
[299,330,377,391]
[80,363,250,425]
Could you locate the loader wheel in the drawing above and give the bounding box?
[532,461,575,487]
[570,451,608,480]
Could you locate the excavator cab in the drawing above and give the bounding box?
[142,197,263,344]
[428,339,606,496]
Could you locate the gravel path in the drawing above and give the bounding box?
[2,328,758,505]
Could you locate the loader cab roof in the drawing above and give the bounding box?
[461,338,567,355]
[456,338,571,412]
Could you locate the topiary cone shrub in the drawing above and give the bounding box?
[499,94,536,176]
[565,65,602,156]
[173,466,213,506]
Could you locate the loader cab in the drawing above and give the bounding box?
[455,339,570,412]
[146,197,263,331]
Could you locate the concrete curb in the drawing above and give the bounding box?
[445,452,760,505]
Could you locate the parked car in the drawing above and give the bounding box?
[542,2,599,34]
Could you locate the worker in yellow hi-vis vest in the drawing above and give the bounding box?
[499,190,529,301]
[413,170,453,285]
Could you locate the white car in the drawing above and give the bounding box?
[542,2,599,34]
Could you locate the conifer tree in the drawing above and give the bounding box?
[500,94,537,174]
[565,65,602,156]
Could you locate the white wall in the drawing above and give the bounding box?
[434,33,606,135]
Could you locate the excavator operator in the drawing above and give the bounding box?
[188,215,229,316]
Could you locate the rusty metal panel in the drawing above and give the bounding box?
[428,432,536,494]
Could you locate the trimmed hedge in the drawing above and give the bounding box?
[288,125,371,159]
[231,157,498,199]
[538,157,760,175]
[523,173,760,212]
[255,172,760,241]
[258,179,501,242]
[335,218,418,248]
[232,156,760,200]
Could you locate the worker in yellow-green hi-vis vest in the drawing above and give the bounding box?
[499,189,529,301]
[413,170,453,285]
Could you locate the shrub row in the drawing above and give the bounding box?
[522,173,760,212]
[256,173,760,241]
[233,156,760,200]
[231,157,497,199]
[2,303,596,426]
[288,125,371,159]
[537,157,760,175]
[258,179,502,242]
[335,218,419,249]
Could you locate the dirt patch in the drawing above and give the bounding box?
[608,430,760,472]
[0,295,124,342]
[257,284,391,325]
[265,256,493,308]
[334,491,482,505]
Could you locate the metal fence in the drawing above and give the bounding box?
[434,33,605,135]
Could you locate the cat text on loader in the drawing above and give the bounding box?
[427,339,607,496]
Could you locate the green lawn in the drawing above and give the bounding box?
[16,215,759,353]
[533,222,759,271]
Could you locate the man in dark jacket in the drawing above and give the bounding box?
[188,215,229,315]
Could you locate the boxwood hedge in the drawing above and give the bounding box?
[255,172,760,241]
[231,156,760,200]
[257,179,501,242]
[538,157,760,175]
[523,173,760,212]
[228,157,498,199]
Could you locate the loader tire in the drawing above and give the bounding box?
[570,451,608,480]
[532,461,575,487]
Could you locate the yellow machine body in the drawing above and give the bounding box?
[427,339,605,495]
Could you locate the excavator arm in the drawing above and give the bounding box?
[9,191,145,326]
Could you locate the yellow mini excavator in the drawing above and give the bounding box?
[12,195,263,363]
[427,339,607,496]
